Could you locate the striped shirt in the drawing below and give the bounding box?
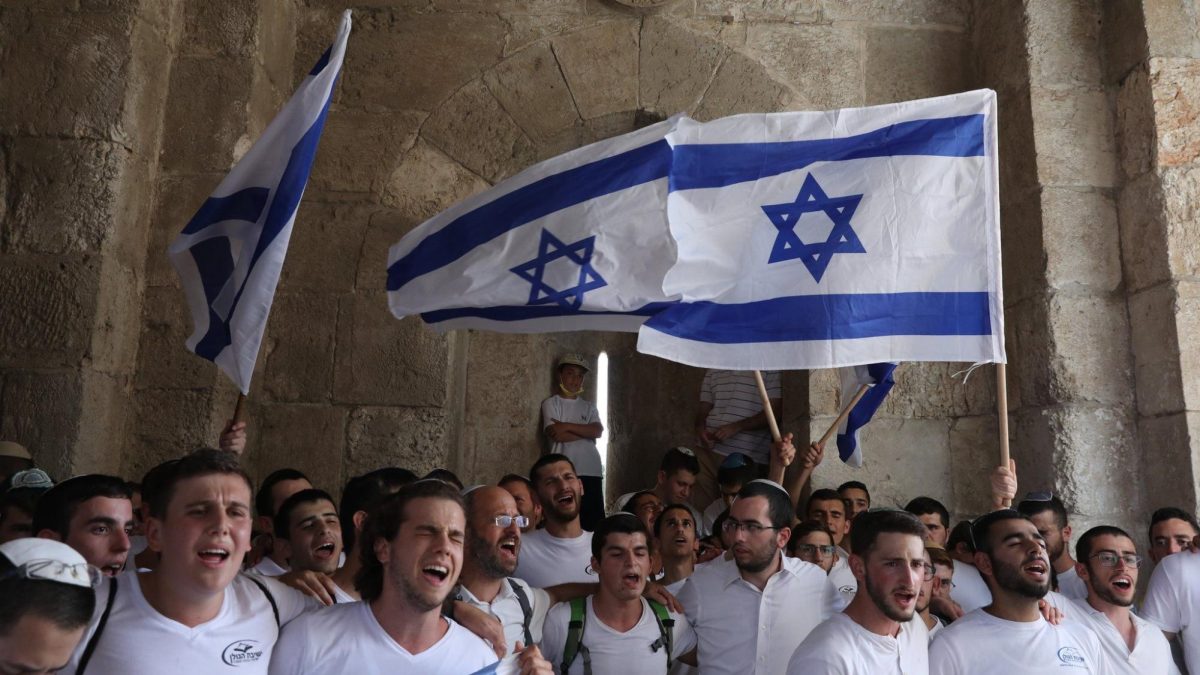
[700,370,780,463]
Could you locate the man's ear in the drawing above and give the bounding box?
[36,529,63,542]
[353,510,368,534]
[776,526,791,553]
[146,516,165,554]
[1074,560,1089,585]
[849,553,867,582]
[374,536,391,565]
[256,515,273,535]
[1062,524,1072,542]
[276,537,293,563]
[974,550,993,578]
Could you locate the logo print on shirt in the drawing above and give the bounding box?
[1056,646,1087,668]
[222,640,265,666]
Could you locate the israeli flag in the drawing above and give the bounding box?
[637,90,1005,370]
[386,117,685,333]
[836,362,897,467]
[168,12,350,394]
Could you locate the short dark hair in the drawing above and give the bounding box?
[653,504,695,537]
[591,513,648,560]
[805,488,845,515]
[717,456,756,488]
[1016,495,1068,529]
[970,510,1030,555]
[422,468,463,490]
[837,481,871,502]
[0,487,46,535]
[339,468,417,552]
[139,459,179,518]
[0,554,95,636]
[627,491,659,511]
[1076,525,1133,563]
[904,497,950,529]
[659,448,700,477]
[274,489,337,540]
[850,509,928,556]
[788,520,834,555]
[33,475,132,537]
[1149,507,1200,542]
[355,480,464,602]
[738,481,794,530]
[149,449,252,519]
[927,545,953,569]
[529,454,576,485]
[498,474,534,493]
[255,468,310,518]
[947,520,975,553]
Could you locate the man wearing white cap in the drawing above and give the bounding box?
[0,538,98,674]
[541,353,605,530]
[0,441,34,486]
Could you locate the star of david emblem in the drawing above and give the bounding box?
[761,173,865,282]
[510,229,608,310]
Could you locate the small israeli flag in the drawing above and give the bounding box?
[836,362,897,467]
[168,12,350,393]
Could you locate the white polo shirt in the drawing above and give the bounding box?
[787,612,929,674]
[1056,565,1088,600]
[948,560,991,613]
[514,529,596,588]
[456,577,551,655]
[541,395,603,477]
[540,596,696,675]
[928,608,1107,674]
[1140,551,1200,673]
[677,553,833,674]
[828,555,858,613]
[1063,598,1179,674]
[268,601,497,674]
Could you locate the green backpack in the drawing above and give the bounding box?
[560,597,675,675]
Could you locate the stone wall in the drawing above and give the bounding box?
[2,0,1197,545]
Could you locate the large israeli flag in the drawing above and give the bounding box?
[168,12,350,394]
[637,90,1004,370]
[386,117,684,333]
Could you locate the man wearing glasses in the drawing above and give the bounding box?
[675,479,832,674]
[1066,526,1178,674]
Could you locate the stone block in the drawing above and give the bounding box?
[695,0,823,22]
[464,332,553,424]
[1006,295,1054,409]
[1116,62,1157,179]
[90,256,143,375]
[257,0,297,93]
[71,370,130,476]
[1101,0,1150,85]
[1030,86,1119,188]
[333,293,450,406]
[345,406,453,477]
[499,13,602,57]
[1044,404,1138,518]
[864,27,968,106]
[1149,57,1200,167]
[179,0,258,58]
[381,140,491,224]
[160,56,255,174]
[1174,281,1200,412]
[0,254,99,369]
[639,16,726,116]
[1142,0,1200,59]
[1025,0,1103,87]
[999,184,1047,307]
[824,0,967,25]
[0,369,83,480]
[551,20,639,119]
[144,173,228,287]
[995,87,1041,199]
[1045,294,1133,406]
[127,388,220,478]
[948,415,1000,518]
[4,138,124,256]
[309,109,424,195]
[485,42,580,141]
[971,0,1031,93]
[742,22,861,109]
[281,201,377,293]
[1117,170,1170,293]
[356,209,420,292]
[1127,282,1184,416]
[1040,188,1121,293]
[422,79,538,183]
[885,362,995,419]
[458,424,542,486]
[1137,411,1200,513]
[133,286,217,391]
[1161,164,1200,278]
[694,50,790,121]
[254,403,347,491]
[261,293,339,403]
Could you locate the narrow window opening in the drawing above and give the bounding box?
[596,351,609,473]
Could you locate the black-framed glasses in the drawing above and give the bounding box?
[922,563,936,582]
[722,519,780,535]
[492,515,530,529]
[794,544,835,558]
[1089,551,1142,569]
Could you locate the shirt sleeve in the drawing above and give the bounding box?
[700,371,714,405]
[676,576,702,630]
[528,585,553,645]
[1141,556,1185,632]
[670,609,698,659]
[541,397,556,431]
[583,400,600,425]
[268,615,311,675]
[255,574,325,625]
[538,602,568,668]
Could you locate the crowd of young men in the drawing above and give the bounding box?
[2,364,1200,674]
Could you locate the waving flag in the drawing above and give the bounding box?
[386,117,684,333]
[168,12,350,393]
[636,90,1004,370]
[836,363,897,467]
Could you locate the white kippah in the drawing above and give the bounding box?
[746,478,789,496]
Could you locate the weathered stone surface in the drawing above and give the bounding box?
[485,42,580,141]
[1149,57,1200,167]
[639,16,726,116]
[345,406,453,477]
[1045,404,1139,519]
[281,201,376,293]
[1006,295,1053,410]
[1142,0,1200,59]
[824,0,967,25]
[143,173,224,287]
[1045,294,1133,406]
[134,286,216,391]
[1117,62,1157,179]
[90,256,142,375]
[864,27,968,106]
[0,255,99,368]
[742,23,861,109]
[500,13,600,56]
[1102,0,1150,85]
[1117,170,1170,293]
[179,0,258,58]
[1040,188,1121,292]
[1030,86,1119,188]
[423,79,538,183]
[1025,0,1104,87]
[886,363,996,419]
[261,293,339,403]
[382,140,492,224]
[1137,411,1200,513]
[1128,282,1184,416]
[999,184,1048,307]
[1161,164,1200,278]
[948,415,1000,517]
[160,56,255,174]
[333,293,449,406]
[695,0,822,22]
[254,403,347,490]
[126,388,220,480]
[1174,281,1200,412]
[971,0,1032,94]
[552,20,639,119]
[0,369,83,479]
[355,209,419,292]
[695,50,790,120]
[309,109,424,195]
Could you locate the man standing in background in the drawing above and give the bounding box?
[693,370,781,511]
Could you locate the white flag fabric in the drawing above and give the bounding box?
[168,12,350,394]
[386,117,684,333]
[637,90,1004,370]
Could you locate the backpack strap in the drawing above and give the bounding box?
[561,597,591,675]
[246,575,281,628]
[76,576,118,674]
[647,599,674,669]
[507,578,534,648]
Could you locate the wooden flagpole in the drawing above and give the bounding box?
[817,383,870,447]
[996,363,1010,469]
[752,370,782,442]
[232,393,247,425]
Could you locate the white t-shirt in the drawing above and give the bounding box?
[929,608,1108,675]
[457,577,552,655]
[787,612,930,674]
[66,571,319,674]
[1141,551,1200,673]
[1057,565,1089,600]
[541,596,695,675]
[332,583,357,605]
[268,601,497,674]
[1064,598,1179,675]
[542,395,603,477]
[515,528,597,588]
[828,555,858,613]
[700,370,780,463]
[252,556,290,577]
[701,499,726,537]
[948,560,991,613]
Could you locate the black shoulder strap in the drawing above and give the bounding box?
[247,575,281,628]
[77,576,119,674]
[507,578,534,647]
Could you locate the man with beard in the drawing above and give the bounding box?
[1066,526,1177,674]
[270,490,344,597]
[1017,493,1087,600]
[34,474,135,577]
[676,479,832,674]
[929,511,1106,674]
[270,480,552,674]
[788,509,930,674]
[541,514,695,674]
[515,455,598,588]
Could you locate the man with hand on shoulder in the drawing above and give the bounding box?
[34,474,134,577]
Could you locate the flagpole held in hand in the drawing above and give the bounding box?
[232,393,247,425]
[818,384,870,447]
[996,363,1010,469]
[752,370,782,442]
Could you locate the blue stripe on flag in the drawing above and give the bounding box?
[386,139,673,293]
[421,302,675,324]
[189,237,238,360]
[309,47,332,76]
[837,362,897,464]
[670,115,985,192]
[642,292,991,344]
[181,188,270,235]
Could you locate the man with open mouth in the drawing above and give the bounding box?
[515,455,598,589]
[271,489,350,602]
[928,510,1106,674]
[33,474,135,578]
[788,509,931,674]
